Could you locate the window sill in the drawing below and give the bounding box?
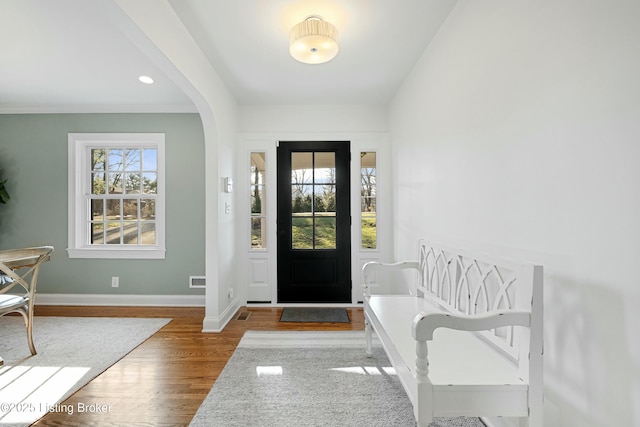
[67,247,166,260]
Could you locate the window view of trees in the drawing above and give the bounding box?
[250,152,266,249]
[361,152,377,249]
[290,152,337,249]
[90,147,157,245]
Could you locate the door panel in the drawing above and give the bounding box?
[277,141,351,303]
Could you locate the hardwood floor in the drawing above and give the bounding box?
[30,306,365,426]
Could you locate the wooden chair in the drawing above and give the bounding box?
[0,246,54,360]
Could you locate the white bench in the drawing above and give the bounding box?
[363,240,543,427]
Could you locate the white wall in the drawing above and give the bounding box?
[111,0,240,331]
[389,1,640,426]
[240,104,388,134]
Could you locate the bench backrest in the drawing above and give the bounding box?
[416,240,543,364]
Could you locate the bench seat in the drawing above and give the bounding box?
[367,295,529,419]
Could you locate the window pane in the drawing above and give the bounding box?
[106,222,121,244]
[106,199,121,220]
[124,172,141,194]
[315,216,336,249]
[92,173,105,194]
[250,152,265,185]
[142,172,157,194]
[143,148,157,170]
[92,149,106,171]
[251,217,266,249]
[292,216,313,249]
[108,149,124,171]
[108,172,123,194]
[141,223,156,244]
[251,185,264,214]
[123,222,138,244]
[91,199,103,221]
[140,199,155,220]
[125,149,141,171]
[91,223,104,244]
[123,199,138,219]
[361,152,377,249]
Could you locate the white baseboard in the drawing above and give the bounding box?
[202,297,242,333]
[35,293,205,307]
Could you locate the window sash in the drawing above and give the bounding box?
[68,133,165,259]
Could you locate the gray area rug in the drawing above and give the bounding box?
[0,316,170,427]
[280,307,350,323]
[189,331,485,427]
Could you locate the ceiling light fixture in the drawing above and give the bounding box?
[289,15,339,64]
[138,75,154,84]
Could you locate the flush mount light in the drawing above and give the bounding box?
[289,15,339,64]
[138,75,154,84]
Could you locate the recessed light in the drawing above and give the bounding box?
[138,75,154,84]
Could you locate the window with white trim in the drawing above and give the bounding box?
[68,133,165,259]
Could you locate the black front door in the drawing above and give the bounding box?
[277,141,351,303]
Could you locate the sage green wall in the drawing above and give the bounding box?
[0,113,205,295]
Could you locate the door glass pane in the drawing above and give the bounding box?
[361,152,377,249]
[291,152,312,184]
[315,216,336,249]
[292,184,311,214]
[291,151,340,250]
[315,184,336,213]
[314,152,335,183]
[292,216,313,249]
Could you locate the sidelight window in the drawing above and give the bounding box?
[250,152,267,249]
[360,152,377,249]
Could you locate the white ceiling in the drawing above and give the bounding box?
[0,0,457,113]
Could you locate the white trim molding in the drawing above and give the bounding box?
[35,293,205,307]
[202,297,242,333]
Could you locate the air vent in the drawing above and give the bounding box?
[189,276,206,288]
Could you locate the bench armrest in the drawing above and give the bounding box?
[412,309,531,341]
[362,260,418,284]
[362,261,419,298]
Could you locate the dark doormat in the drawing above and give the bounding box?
[280,307,350,323]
